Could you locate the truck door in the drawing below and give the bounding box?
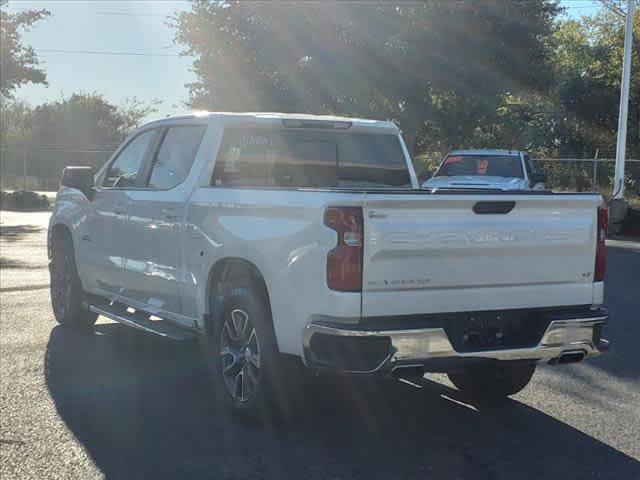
[81,129,160,296]
[123,125,206,320]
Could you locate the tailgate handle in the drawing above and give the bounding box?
[473,201,515,214]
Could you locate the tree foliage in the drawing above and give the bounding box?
[0,0,50,97]
[172,0,559,153]
[0,94,157,189]
[1,1,638,196]
[548,10,640,159]
[170,1,639,195]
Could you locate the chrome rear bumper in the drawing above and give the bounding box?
[302,309,608,374]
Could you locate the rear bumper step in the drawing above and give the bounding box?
[303,309,608,373]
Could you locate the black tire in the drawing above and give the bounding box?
[49,230,98,328]
[206,284,297,420]
[448,362,536,400]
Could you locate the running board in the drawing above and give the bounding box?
[88,304,197,341]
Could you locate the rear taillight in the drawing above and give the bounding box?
[594,206,608,281]
[324,207,363,292]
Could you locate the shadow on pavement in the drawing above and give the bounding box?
[45,323,640,480]
[0,224,44,242]
[0,256,46,269]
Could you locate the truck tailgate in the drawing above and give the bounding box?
[362,193,601,317]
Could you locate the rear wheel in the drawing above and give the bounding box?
[49,230,97,328]
[207,284,298,420]
[448,362,536,400]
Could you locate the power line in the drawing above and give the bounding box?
[36,48,183,57]
[95,11,173,18]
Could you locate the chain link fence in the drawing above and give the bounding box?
[533,158,640,200]
[1,146,116,191]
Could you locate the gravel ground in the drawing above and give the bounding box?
[1,211,639,479]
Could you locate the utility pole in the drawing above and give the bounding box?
[613,0,635,200]
[609,0,636,233]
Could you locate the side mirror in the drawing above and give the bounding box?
[61,166,94,199]
[530,171,547,186]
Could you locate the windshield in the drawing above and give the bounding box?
[435,155,524,179]
[213,128,411,188]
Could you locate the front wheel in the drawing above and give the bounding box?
[49,230,97,328]
[448,362,536,400]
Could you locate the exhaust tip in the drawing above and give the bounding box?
[553,351,586,365]
[597,338,610,352]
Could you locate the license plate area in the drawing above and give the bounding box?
[444,311,551,353]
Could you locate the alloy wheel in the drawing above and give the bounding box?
[51,250,72,318]
[219,308,261,403]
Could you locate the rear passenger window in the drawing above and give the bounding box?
[148,126,206,189]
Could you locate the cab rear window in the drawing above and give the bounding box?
[212,128,411,188]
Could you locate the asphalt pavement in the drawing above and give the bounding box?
[1,210,639,479]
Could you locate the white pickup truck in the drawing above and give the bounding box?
[49,112,609,417]
[423,149,547,191]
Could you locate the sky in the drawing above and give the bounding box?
[7,0,604,122]
[7,0,195,120]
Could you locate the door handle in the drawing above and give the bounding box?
[161,208,179,221]
[113,202,127,215]
[368,210,387,219]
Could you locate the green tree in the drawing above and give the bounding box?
[0,0,50,97]
[523,7,640,193]
[171,0,559,154]
[1,94,156,189]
